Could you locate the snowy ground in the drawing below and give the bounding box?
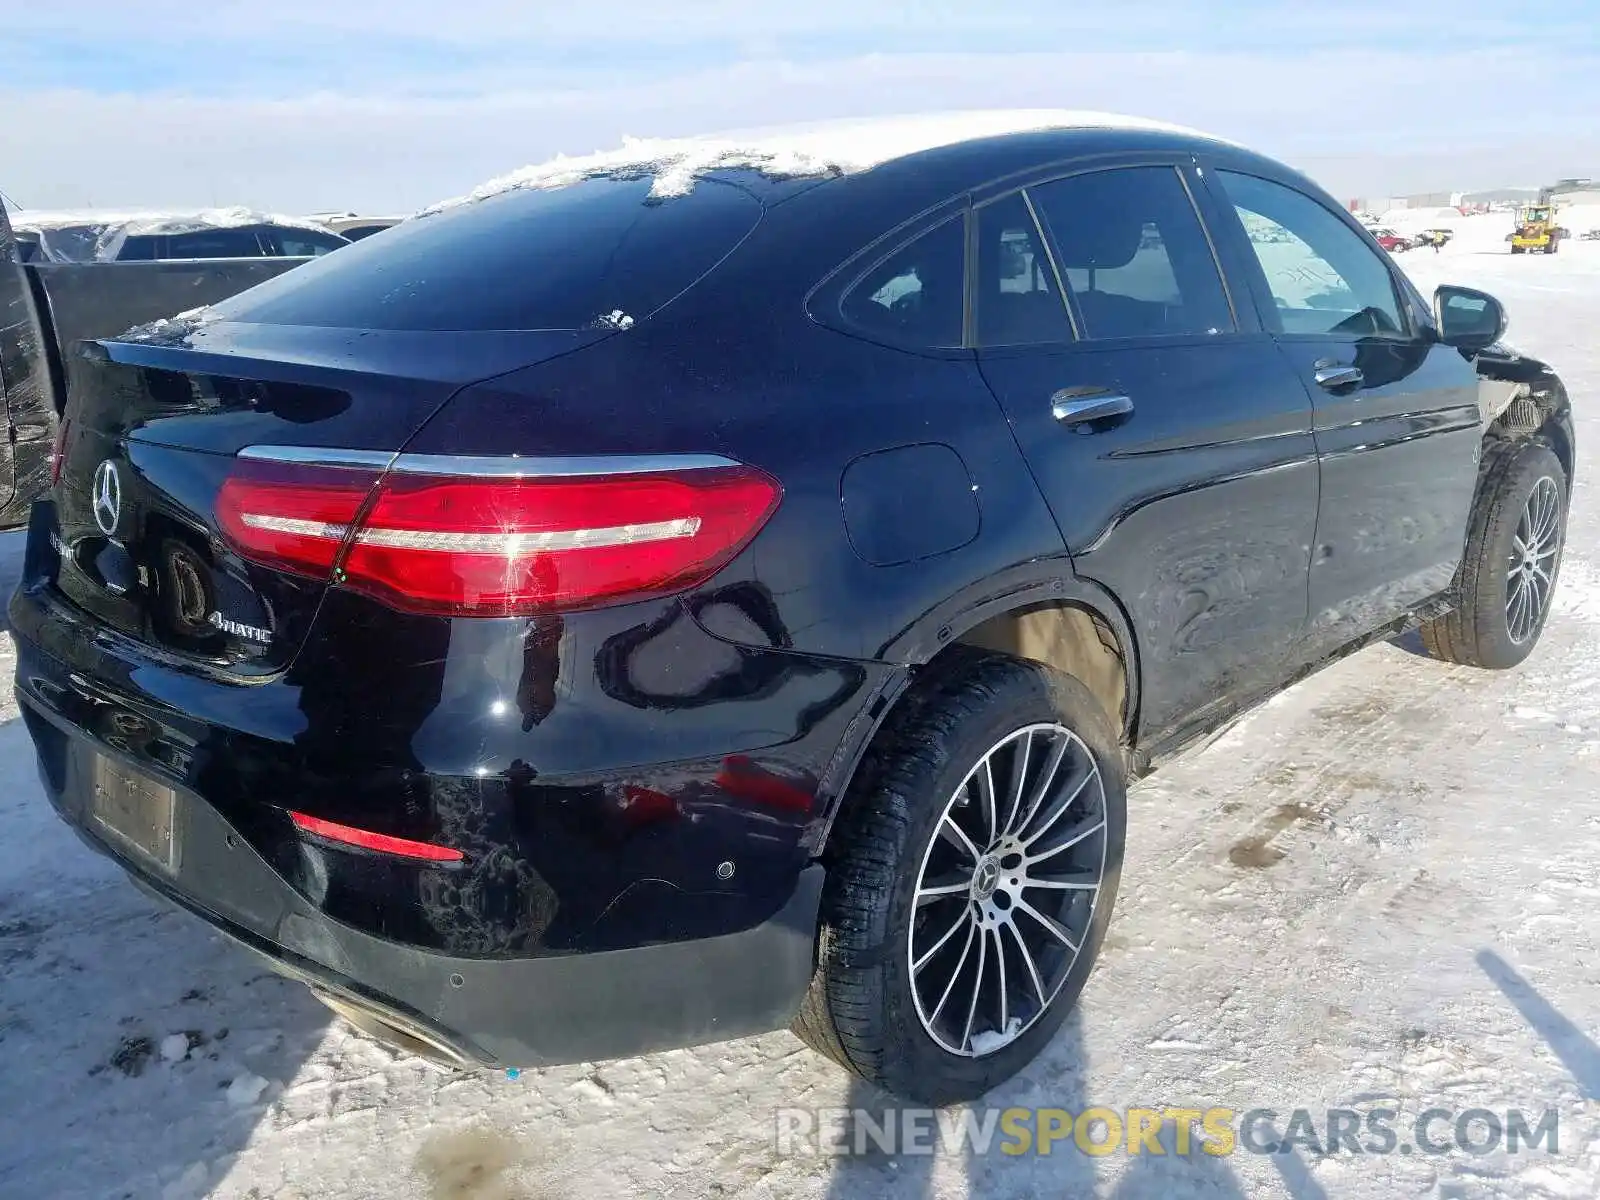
[2,231,1599,1200]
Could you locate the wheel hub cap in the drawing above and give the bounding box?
[907,723,1109,1058]
[971,856,1002,901]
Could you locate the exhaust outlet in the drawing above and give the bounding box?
[309,987,477,1070]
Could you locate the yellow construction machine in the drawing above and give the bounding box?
[1511,178,1591,254]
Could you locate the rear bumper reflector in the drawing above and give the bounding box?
[289,811,465,863]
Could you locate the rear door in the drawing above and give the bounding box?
[1201,168,1481,654]
[973,163,1320,744]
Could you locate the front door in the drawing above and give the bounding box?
[972,165,1321,745]
[1201,169,1482,654]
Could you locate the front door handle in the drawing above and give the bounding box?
[1051,389,1134,427]
[1312,361,1364,390]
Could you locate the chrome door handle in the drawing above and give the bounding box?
[1051,390,1134,426]
[1312,362,1364,390]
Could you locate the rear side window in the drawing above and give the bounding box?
[116,236,160,261]
[974,194,1070,346]
[163,227,269,259]
[1215,171,1406,337]
[220,176,761,332]
[839,217,965,349]
[1029,167,1233,340]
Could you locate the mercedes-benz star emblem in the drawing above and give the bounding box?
[973,856,1001,901]
[91,460,122,536]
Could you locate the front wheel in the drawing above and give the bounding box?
[1420,440,1567,668]
[794,653,1126,1105]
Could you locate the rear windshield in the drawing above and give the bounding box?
[217,176,761,332]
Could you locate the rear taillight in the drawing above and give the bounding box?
[216,458,781,616]
[49,418,72,487]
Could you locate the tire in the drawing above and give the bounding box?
[794,651,1126,1105]
[1511,244,1525,254]
[1420,440,1567,669]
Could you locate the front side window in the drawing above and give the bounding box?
[974,194,1070,346]
[839,217,965,349]
[1217,171,1406,338]
[1028,167,1233,340]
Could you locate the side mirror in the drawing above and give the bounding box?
[1434,285,1506,353]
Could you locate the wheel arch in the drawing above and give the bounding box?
[810,570,1142,852]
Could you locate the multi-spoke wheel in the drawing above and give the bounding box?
[794,652,1126,1105]
[1506,475,1560,645]
[909,724,1107,1057]
[1422,440,1567,670]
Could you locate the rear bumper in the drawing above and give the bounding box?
[23,690,823,1066]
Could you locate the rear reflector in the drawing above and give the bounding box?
[49,418,72,487]
[216,457,780,616]
[289,811,465,863]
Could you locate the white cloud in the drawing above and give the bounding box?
[5,44,1596,212]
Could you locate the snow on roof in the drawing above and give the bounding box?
[9,206,332,262]
[421,110,1229,213]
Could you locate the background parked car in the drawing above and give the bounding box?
[12,208,347,262]
[1372,228,1411,251]
[0,197,348,529]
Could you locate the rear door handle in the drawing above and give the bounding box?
[1051,390,1134,427]
[1312,362,1364,391]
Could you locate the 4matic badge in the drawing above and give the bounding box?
[207,611,272,644]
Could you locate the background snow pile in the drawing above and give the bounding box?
[421,110,1223,212]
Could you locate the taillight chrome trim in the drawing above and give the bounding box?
[237,445,398,470]
[237,445,741,478]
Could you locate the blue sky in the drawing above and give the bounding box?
[4,0,1597,212]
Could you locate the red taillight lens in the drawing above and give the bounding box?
[217,460,781,616]
[216,461,383,578]
[49,417,72,487]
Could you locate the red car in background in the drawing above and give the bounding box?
[1373,228,1411,252]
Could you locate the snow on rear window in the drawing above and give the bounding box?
[214,176,760,333]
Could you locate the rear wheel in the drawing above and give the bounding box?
[1420,441,1566,669]
[794,652,1126,1105]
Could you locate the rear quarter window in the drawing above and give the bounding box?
[836,217,966,349]
[218,177,762,332]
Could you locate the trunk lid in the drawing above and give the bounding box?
[51,320,603,673]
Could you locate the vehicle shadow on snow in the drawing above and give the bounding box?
[1478,948,1600,1099]
[817,1010,1276,1198]
[0,718,332,1200]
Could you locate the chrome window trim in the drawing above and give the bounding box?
[238,445,741,477]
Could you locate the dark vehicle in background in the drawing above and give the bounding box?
[11,118,1576,1104]
[0,199,343,528]
[14,210,347,263]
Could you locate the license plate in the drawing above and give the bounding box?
[91,754,178,873]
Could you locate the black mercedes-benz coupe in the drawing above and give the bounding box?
[14,115,1574,1103]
